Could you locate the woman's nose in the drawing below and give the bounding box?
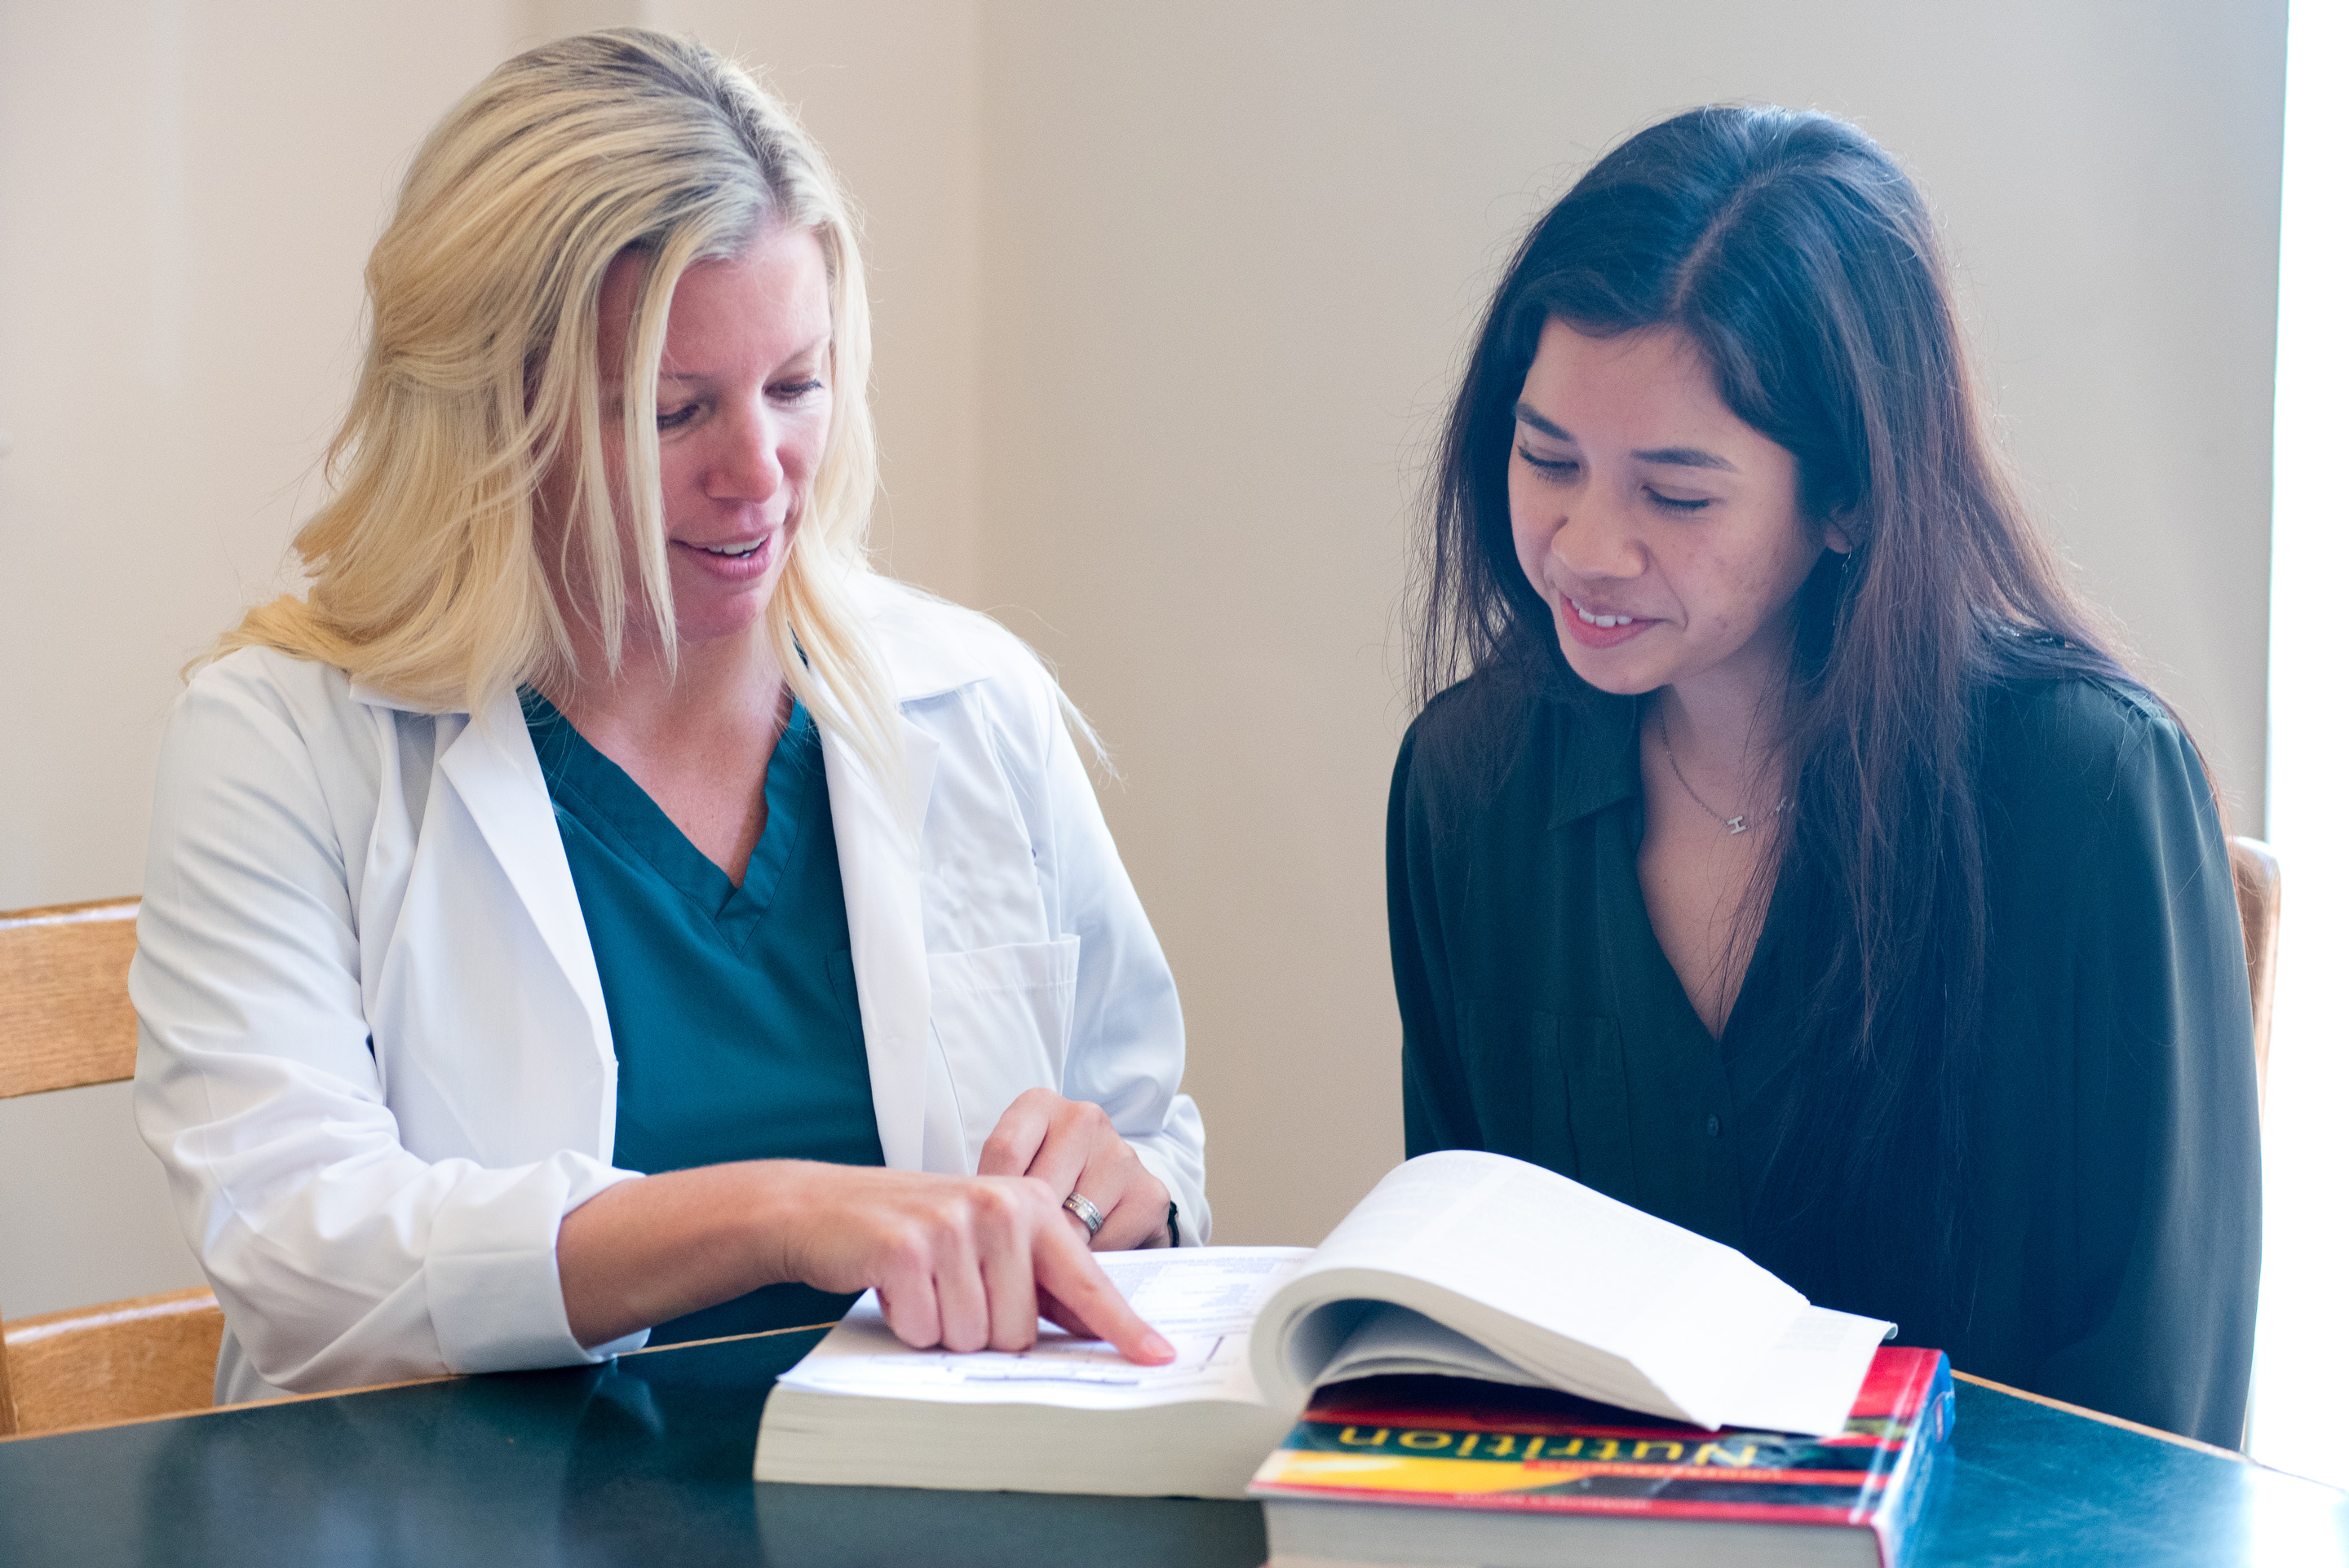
[1551,493,1643,581]
[707,404,785,503]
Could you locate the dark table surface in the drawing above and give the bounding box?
[1,1327,2342,1566]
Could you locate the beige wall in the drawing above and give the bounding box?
[971,0,2284,1249]
[0,3,2281,1316]
[0,0,520,1318]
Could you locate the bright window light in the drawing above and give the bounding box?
[2250,0,2349,1490]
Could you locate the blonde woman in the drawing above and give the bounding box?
[130,30,1201,1403]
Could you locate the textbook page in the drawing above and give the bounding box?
[1252,1151,1891,1432]
[1712,1302,1893,1435]
[1312,1302,1549,1388]
[1288,1153,1803,1402]
[1307,1298,1888,1436]
[776,1247,1310,1411]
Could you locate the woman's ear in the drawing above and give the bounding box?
[1822,516,1856,555]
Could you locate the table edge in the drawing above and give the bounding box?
[1950,1371,2246,1462]
[0,1319,841,1447]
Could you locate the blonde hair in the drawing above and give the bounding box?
[215,29,897,779]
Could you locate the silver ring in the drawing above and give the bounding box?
[1062,1191,1106,1237]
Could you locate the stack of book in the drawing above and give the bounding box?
[753,1151,1950,1563]
[1250,1349,1953,1567]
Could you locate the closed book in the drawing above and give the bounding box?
[1250,1346,1953,1568]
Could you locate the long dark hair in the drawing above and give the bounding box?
[1415,105,2160,1318]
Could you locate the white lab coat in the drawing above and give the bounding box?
[130,576,1207,1404]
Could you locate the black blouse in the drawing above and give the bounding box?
[1387,671,2260,1447]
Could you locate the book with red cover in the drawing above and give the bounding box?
[1249,1345,1953,1568]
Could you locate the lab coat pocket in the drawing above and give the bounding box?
[926,937,1081,1159]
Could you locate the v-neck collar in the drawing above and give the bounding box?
[1569,691,1796,1060]
[523,693,820,955]
[1546,691,1643,828]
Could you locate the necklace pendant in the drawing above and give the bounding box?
[1725,815,1750,835]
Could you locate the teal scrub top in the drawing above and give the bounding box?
[524,692,883,1345]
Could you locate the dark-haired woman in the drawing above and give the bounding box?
[1389,105,2258,1447]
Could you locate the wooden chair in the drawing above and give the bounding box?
[2228,837,2280,1119]
[0,897,223,1436]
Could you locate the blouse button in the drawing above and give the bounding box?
[1705,1114,1722,1137]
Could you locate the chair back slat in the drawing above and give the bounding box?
[1,1288,224,1434]
[1,894,180,1439]
[0,899,141,1100]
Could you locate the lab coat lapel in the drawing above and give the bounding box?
[434,694,613,1070]
[825,716,939,1172]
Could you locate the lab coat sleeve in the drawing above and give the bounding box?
[130,658,640,1396]
[1014,670,1210,1245]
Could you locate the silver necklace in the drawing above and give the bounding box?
[1657,709,1788,836]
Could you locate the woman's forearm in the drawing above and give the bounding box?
[555,1160,797,1347]
[554,1158,1174,1363]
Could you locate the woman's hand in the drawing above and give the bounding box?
[767,1162,1171,1360]
[556,1159,1174,1364]
[976,1089,1174,1252]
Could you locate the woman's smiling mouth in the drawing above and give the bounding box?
[1562,596,1654,648]
[1571,598,1642,629]
[671,531,776,579]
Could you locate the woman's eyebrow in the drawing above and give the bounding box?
[658,336,833,382]
[1632,445,1736,471]
[1512,403,1735,472]
[1513,402,1573,441]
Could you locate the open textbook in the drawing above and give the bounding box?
[753,1151,1893,1498]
